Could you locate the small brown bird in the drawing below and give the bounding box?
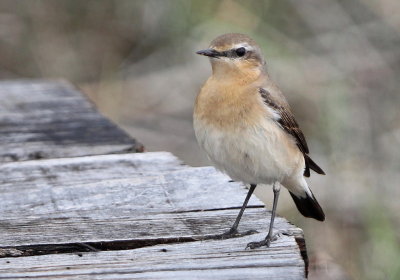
[194,33,325,249]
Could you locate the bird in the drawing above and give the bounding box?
[193,33,325,249]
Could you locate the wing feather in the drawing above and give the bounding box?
[259,88,325,176]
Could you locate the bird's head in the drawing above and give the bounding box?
[196,33,266,79]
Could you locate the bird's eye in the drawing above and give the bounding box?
[235,47,246,57]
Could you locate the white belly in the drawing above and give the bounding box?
[193,117,303,185]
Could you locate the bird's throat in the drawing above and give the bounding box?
[211,60,263,86]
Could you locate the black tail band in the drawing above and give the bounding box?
[289,191,325,221]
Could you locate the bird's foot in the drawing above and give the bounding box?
[218,228,258,239]
[246,233,279,249]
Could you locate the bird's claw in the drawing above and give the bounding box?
[246,234,279,249]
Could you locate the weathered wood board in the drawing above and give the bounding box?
[0,153,299,247]
[0,234,305,280]
[0,80,308,279]
[0,80,143,162]
[0,152,182,191]
[0,152,305,279]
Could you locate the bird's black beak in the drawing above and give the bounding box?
[196,48,221,58]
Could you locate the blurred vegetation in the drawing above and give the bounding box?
[1,0,400,279]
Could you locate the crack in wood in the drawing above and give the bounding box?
[0,231,259,258]
[171,205,265,214]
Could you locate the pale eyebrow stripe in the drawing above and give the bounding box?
[233,43,253,51]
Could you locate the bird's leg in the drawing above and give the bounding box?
[220,184,257,238]
[247,183,281,249]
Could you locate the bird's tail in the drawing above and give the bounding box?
[289,190,325,221]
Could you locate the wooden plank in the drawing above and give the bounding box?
[0,151,182,191]
[0,234,306,280]
[1,155,300,247]
[1,207,299,250]
[0,155,303,265]
[0,154,261,216]
[0,80,143,162]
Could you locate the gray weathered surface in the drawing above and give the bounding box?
[0,151,182,191]
[0,154,298,246]
[0,152,305,279]
[0,234,305,280]
[0,80,143,162]
[0,80,308,279]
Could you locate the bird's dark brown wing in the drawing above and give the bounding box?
[259,88,309,153]
[259,88,325,177]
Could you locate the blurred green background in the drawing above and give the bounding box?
[1,0,399,279]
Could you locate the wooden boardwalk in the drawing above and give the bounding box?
[0,80,308,279]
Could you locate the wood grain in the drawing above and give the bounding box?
[0,154,305,278]
[0,80,143,162]
[1,154,299,247]
[0,234,306,280]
